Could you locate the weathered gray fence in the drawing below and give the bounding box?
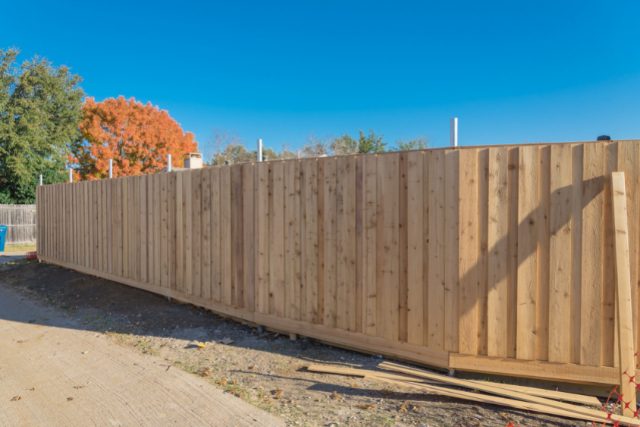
[0,204,37,244]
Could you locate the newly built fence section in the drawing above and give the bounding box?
[0,204,37,244]
[36,140,640,385]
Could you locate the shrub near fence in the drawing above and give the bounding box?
[36,140,640,386]
[0,204,37,244]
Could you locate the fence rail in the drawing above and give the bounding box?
[36,140,640,385]
[0,204,37,244]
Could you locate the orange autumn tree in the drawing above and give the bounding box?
[72,96,198,179]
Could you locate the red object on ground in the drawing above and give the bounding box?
[26,251,38,261]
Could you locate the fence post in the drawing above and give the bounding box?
[109,159,113,178]
[167,154,172,172]
[39,174,43,186]
[450,117,458,147]
[68,168,73,183]
[611,171,637,417]
[257,138,263,162]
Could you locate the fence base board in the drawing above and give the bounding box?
[449,354,619,386]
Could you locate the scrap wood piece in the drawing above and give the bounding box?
[461,380,600,407]
[306,364,431,384]
[308,363,599,406]
[374,377,604,424]
[307,363,605,424]
[379,361,640,426]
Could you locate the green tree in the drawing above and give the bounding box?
[0,49,84,203]
[395,137,427,151]
[330,131,385,155]
[210,142,256,165]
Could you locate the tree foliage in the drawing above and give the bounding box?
[330,131,385,155]
[72,97,198,179]
[395,137,427,151]
[0,49,84,203]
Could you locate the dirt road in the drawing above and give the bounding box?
[0,279,283,427]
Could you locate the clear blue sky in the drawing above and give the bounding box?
[2,1,639,159]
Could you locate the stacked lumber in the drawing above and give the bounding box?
[306,362,640,426]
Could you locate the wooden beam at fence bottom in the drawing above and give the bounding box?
[37,256,449,370]
[449,353,620,386]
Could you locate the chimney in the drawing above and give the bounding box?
[184,152,203,169]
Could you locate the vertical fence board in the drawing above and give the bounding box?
[548,144,574,363]
[487,147,509,357]
[458,149,479,355]
[406,151,425,346]
[427,150,445,350]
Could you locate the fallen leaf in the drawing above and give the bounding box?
[67,397,74,401]
[399,401,409,413]
[194,341,207,349]
[329,391,341,401]
[356,403,376,411]
[198,367,213,378]
[10,395,21,402]
[271,389,284,399]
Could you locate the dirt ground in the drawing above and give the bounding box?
[0,259,588,426]
[0,279,283,426]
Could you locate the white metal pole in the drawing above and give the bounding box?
[39,174,43,186]
[257,138,263,162]
[68,168,73,183]
[167,154,172,172]
[109,159,113,178]
[450,117,458,147]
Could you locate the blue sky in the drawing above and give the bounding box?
[2,1,639,159]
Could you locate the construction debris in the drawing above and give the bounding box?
[306,362,639,426]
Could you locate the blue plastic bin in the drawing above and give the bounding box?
[0,225,6,252]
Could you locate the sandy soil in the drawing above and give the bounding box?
[0,259,588,426]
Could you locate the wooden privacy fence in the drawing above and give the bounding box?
[36,139,640,386]
[0,204,37,244]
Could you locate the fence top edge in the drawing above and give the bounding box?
[37,139,640,188]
